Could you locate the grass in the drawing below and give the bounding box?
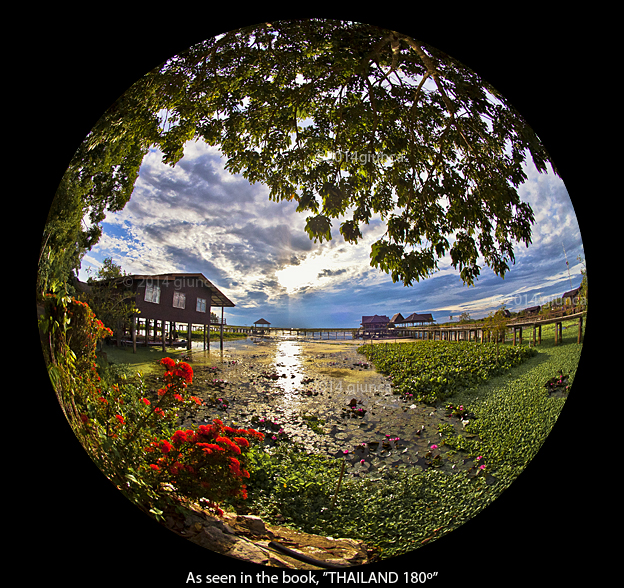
[441,337,582,484]
[97,329,249,373]
[98,345,190,374]
[189,329,248,341]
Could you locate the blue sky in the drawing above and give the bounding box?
[78,138,585,328]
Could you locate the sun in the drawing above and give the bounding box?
[276,253,334,294]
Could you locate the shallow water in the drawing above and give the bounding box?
[175,335,480,477]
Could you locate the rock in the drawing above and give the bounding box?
[166,503,376,568]
[236,514,267,536]
[226,538,273,565]
[193,524,238,552]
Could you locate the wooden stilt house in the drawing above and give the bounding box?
[96,273,235,352]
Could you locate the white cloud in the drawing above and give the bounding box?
[82,138,585,326]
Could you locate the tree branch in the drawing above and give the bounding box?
[397,34,456,118]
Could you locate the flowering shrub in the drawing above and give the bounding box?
[145,419,264,515]
[40,289,264,521]
[40,289,114,428]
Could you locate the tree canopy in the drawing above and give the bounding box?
[40,18,558,293]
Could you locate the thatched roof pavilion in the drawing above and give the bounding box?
[395,312,434,326]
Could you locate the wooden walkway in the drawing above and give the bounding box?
[123,309,586,352]
[388,310,586,346]
[220,326,356,339]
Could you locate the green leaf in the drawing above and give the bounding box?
[304,215,332,243]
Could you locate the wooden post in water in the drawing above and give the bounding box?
[220,307,224,350]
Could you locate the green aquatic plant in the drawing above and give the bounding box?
[358,340,537,403]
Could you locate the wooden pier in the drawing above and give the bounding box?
[214,308,586,347]
[221,326,356,339]
[120,308,585,351]
[385,309,586,346]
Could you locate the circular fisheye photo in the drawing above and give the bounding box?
[37,17,587,578]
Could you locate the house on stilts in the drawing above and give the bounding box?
[95,272,235,352]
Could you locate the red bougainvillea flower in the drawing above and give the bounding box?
[115,414,125,425]
[174,394,184,401]
[160,439,173,454]
[149,464,161,472]
[172,430,188,445]
[174,362,193,384]
[141,398,150,406]
[197,424,217,438]
[160,357,176,370]
[216,436,242,454]
[169,462,184,475]
[229,457,242,475]
[233,437,250,448]
[196,443,225,453]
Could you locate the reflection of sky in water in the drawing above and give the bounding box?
[273,340,305,399]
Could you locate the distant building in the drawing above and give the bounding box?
[562,285,582,306]
[390,313,405,325]
[361,315,390,336]
[252,318,271,334]
[396,312,434,326]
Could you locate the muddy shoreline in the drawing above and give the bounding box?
[160,336,479,477]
